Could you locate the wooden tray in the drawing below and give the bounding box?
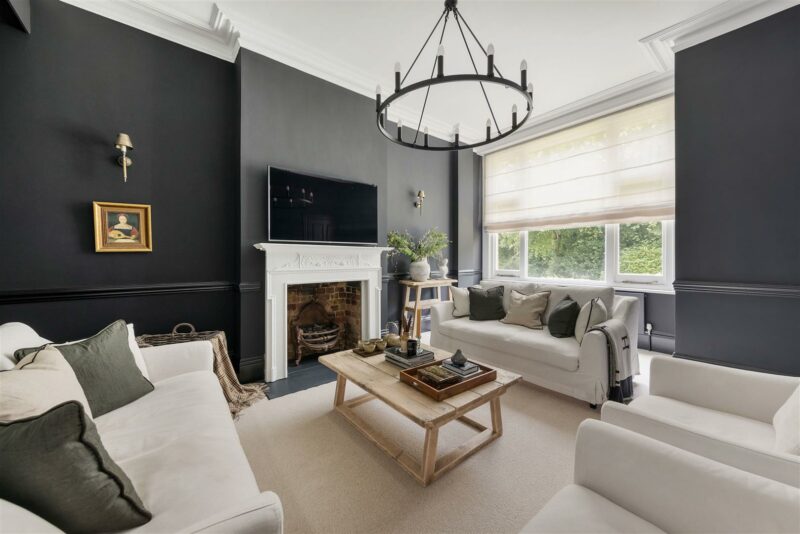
[353,347,384,357]
[399,361,497,401]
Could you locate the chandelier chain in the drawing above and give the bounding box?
[454,9,501,134]
[401,9,446,86]
[413,10,450,144]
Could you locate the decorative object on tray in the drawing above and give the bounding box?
[417,365,460,388]
[399,360,498,401]
[384,322,402,347]
[136,323,265,418]
[353,338,385,357]
[442,359,480,377]
[406,338,418,355]
[451,349,467,366]
[387,229,449,282]
[93,201,152,253]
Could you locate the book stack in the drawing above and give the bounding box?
[384,346,435,368]
[442,358,481,377]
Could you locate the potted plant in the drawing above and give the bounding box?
[387,229,449,282]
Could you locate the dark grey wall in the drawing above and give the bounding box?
[674,5,800,374]
[0,0,29,32]
[236,50,468,380]
[0,1,239,356]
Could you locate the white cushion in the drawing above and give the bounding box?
[520,484,665,533]
[0,322,51,371]
[126,324,150,380]
[438,318,580,371]
[0,346,93,421]
[773,385,800,455]
[574,297,608,344]
[478,280,538,312]
[628,394,776,451]
[450,286,470,317]
[0,499,63,533]
[95,371,260,533]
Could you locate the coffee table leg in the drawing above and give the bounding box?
[490,397,503,436]
[421,425,439,486]
[334,374,347,407]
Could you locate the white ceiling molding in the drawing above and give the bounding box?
[59,0,798,148]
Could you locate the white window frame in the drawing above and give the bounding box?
[485,220,675,293]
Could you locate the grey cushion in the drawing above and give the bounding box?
[0,401,152,533]
[538,284,614,324]
[548,296,581,338]
[15,320,153,417]
[575,297,608,344]
[450,286,470,317]
[501,290,550,329]
[468,286,505,321]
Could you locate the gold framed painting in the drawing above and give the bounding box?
[93,201,152,252]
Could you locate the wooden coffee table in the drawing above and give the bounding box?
[319,346,521,486]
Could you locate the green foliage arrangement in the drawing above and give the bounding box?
[387,229,449,263]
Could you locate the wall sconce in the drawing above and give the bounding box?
[414,190,425,215]
[114,133,134,182]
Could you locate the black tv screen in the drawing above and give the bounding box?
[268,167,378,245]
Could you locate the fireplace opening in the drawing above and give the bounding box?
[287,281,361,366]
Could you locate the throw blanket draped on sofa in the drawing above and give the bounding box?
[589,318,637,403]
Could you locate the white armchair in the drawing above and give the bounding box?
[522,420,800,533]
[602,355,800,487]
[141,340,214,383]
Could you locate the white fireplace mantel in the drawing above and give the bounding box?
[254,243,391,382]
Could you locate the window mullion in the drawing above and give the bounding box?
[520,230,529,278]
[605,224,616,286]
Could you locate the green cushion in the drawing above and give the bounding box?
[548,296,581,338]
[468,286,506,321]
[0,401,152,533]
[15,320,153,417]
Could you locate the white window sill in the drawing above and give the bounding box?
[482,276,676,296]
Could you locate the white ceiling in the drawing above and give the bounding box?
[62,0,797,146]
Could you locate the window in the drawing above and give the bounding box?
[488,221,673,290]
[483,96,675,291]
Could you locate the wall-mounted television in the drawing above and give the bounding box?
[268,166,378,245]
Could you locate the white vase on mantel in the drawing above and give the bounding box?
[409,258,431,282]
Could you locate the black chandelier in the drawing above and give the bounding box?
[376,0,533,151]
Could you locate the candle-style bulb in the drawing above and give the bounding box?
[527,82,534,94]
[487,43,495,76]
[437,44,445,56]
[394,62,401,73]
[453,123,460,135]
[520,59,527,71]
[512,104,518,113]
[397,119,403,129]
[376,84,381,95]
[487,43,495,56]
[424,126,429,135]
[486,118,491,128]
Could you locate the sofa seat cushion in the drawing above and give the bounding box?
[629,395,776,451]
[521,484,665,533]
[95,371,260,533]
[437,318,580,372]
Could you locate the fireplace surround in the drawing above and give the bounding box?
[254,243,391,382]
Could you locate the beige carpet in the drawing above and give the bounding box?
[236,380,600,534]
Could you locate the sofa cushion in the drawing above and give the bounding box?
[450,286,470,317]
[0,401,151,533]
[0,347,93,421]
[501,290,549,329]
[575,297,608,344]
[95,371,261,533]
[547,296,581,338]
[0,322,51,371]
[629,395,776,451]
[520,484,665,533]
[438,318,580,371]
[479,280,538,312]
[539,284,614,324]
[468,286,506,321]
[773,385,800,455]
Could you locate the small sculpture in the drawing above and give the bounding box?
[451,349,467,367]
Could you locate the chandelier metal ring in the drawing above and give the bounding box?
[375,0,534,151]
[376,74,533,151]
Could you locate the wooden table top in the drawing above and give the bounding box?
[319,345,521,427]
[398,278,457,288]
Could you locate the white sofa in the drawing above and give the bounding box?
[0,323,282,534]
[431,281,639,405]
[522,419,800,533]
[602,355,800,487]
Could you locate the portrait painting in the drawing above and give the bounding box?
[93,201,152,252]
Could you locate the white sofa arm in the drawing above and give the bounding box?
[649,356,800,423]
[430,301,456,332]
[183,491,283,534]
[610,295,639,363]
[141,340,214,383]
[574,420,800,533]
[602,402,800,487]
[578,330,610,403]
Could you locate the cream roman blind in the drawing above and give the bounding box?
[484,96,675,232]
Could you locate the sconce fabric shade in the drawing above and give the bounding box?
[115,133,133,151]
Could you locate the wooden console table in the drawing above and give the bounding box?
[400,278,457,338]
